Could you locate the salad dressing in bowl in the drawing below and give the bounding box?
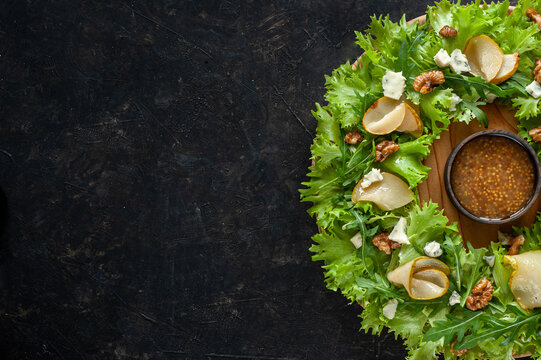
[418,109,541,249]
[445,131,539,223]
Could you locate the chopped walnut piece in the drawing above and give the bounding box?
[533,58,541,84]
[413,70,445,94]
[465,278,494,311]
[526,8,541,30]
[508,234,525,255]
[529,125,541,142]
[450,340,469,356]
[372,232,402,255]
[375,140,400,162]
[439,25,458,37]
[344,130,363,145]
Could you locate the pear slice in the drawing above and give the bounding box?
[413,257,450,274]
[387,256,450,300]
[362,97,406,135]
[411,269,450,300]
[491,53,520,85]
[464,35,504,82]
[504,251,541,310]
[396,103,423,137]
[351,172,413,211]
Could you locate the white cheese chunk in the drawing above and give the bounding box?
[449,92,462,111]
[526,80,541,99]
[350,232,363,249]
[434,49,451,68]
[485,93,497,103]
[424,241,443,257]
[360,168,383,189]
[382,299,398,319]
[448,290,461,306]
[388,217,409,245]
[449,49,471,74]
[484,255,495,267]
[382,70,406,100]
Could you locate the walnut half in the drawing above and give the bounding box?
[508,234,525,255]
[413,70,445,94]
[372,232,402,255]
[344,130,362,145]
[450,340,468,356]
[439,25,458,37]
[526,8,541,30]
[375,140,400,162]
[465,278,494,311]
[533,58,541,84]
[528,125,541,142]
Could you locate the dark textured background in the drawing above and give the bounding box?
[0,1,488,359]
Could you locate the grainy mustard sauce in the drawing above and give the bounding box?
[451,136,535,219]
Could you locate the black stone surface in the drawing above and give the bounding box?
[0,1,519,359]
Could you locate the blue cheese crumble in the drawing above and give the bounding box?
[382,70,406,100]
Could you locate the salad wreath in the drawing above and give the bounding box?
[299,0,541,359]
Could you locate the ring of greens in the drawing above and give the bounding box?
[300,1,541,359]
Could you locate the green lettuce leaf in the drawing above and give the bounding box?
[379,135,433,188]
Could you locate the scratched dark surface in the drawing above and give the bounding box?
[0,1,448,359]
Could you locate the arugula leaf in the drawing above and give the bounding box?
[350,209,377,277]
[394,27,428,80]
[443,73,507,99]
[455,311,541,350]
[356,274,404,299]
[423,310,485,344]
[441,233,464,291]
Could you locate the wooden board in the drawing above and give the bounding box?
[418,102,541,248]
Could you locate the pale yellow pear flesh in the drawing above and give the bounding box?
[411,269,449,300]
[504,251,541,310]
[351,172,413,211]
[362,97,406,135]
[396,103,423,137]
[491,53,520,85]
[387,256,450,300]
[464,35,504,82]
[413,257,450,275]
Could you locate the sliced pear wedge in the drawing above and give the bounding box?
[351,172,413,211]
[362,97,406,135]
[396,103,423,137]
[413,257,451,274]
[504,251,541,310]
[464,35,504,82]
[491,53,520,85]
[387,256,450,300]
[411,269,450,300]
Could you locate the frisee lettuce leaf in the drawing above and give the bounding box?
[379,135,432,188]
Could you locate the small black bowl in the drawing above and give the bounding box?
[444,130,541,224]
